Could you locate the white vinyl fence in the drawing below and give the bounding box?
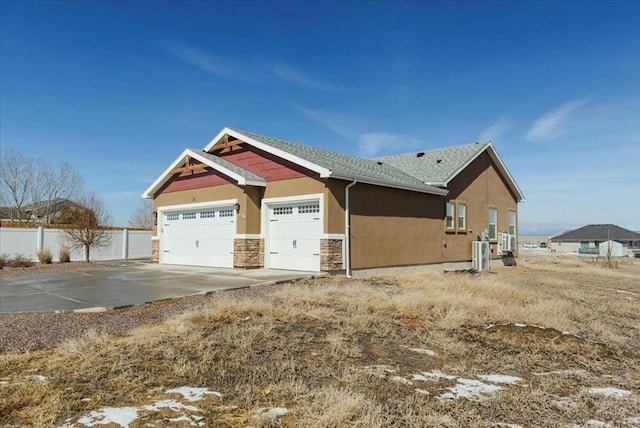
[0,227,152,262]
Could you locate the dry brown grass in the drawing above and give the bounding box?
[1,255,639,427]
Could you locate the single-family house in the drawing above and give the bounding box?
[549,224,640,255]
[0,198,84,224]
[142,127,524,273]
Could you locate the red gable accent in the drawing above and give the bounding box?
[216,144,315,181]
[162,168,234,193]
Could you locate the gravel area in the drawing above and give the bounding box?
[0,280,288,355]
[0,261,118,278]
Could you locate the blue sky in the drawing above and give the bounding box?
[1,1,638,234]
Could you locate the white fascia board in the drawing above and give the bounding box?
[187,149,265,187]
[141,149,191,199]
[440,143,525,203]
[140,148,266,199]
[204,127,332,178]
[485,144,525,202]
[330,173,448,196]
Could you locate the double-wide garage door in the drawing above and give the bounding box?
[160,199,322,271]
[162,206,235,268]
[267,201,321,272]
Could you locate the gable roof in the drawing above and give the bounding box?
[142,148,266,198]
[551,224,640,241]
[144,127,524,200]
[376,142,525,202]
[202,127,448,196]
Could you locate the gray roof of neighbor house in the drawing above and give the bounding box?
[375,142,489,185]
[23,198,77,216]
[194,149,266,184]
[551,224,640,241]
[228,128,448,195]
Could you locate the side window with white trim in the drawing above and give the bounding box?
[445,202,454,230]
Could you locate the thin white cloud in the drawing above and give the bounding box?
[296,105,361,141]
[357,133,422,157]
[298,105,422,157]
[272,64,342,91]
[478,117,511,143]
[162,41,259,83]
[525,99,588,142]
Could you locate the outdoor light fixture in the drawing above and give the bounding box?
[234,203,240,213]
[153,211,157,225]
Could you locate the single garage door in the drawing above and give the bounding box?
[267,201,321,271]
[162,206,235,267]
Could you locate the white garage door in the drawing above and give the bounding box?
[267,201,321,271]
[162,206,235,267]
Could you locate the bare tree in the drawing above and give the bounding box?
[0,149,85,223]
[128,199,153,229]
[60,192,113,262]
[36,160,84,224]
[0,149,36,221]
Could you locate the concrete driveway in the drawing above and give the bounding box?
[0,261,324,313]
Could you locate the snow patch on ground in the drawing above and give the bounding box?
[256,407,289,418]
[390,375,413,385]
[477,374,521,384]
[166,386,223,402]
[421,370,457,380]
[142,399,199,412]
[408,347,436,356]
[626,417,640,425]
[570,420,612,428]
[415,388,430,395]
[73,407,139,428]
[588,387,632,398]
[60,386,223,427]
[439,378,502,400]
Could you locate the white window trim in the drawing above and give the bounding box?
[445,201,455,230]
[508,210,517,236]
[488,207,498,241]
[457,202,466,231]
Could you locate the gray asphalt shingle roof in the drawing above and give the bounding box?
[192,149,265,184]
[375,142,490,185]
[551,224,640,241]
[229,128,447,194]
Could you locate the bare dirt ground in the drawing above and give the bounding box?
[1,255,639,427]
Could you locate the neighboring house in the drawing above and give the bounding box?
[142,127,524,273]
[549,224,640,255]
[0,206,20,222]
[0,198,84,224]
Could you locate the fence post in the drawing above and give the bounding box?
[37,227,44,253]
[123,228,129,260]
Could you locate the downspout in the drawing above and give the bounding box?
[344,179,357,278]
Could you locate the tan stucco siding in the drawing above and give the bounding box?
[262,176,325,200]
[325,179,346,234]
[349,183,444,269]
[152,184,247,235]
[444,151,519,259]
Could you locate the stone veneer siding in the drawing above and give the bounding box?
[320,239,343,271]
[151,238,160,263]
[234,238,264,268]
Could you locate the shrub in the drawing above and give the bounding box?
[10,254,34,268]
[37,248,53,264]
[0,253,9,268]
[59,247,71,263]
